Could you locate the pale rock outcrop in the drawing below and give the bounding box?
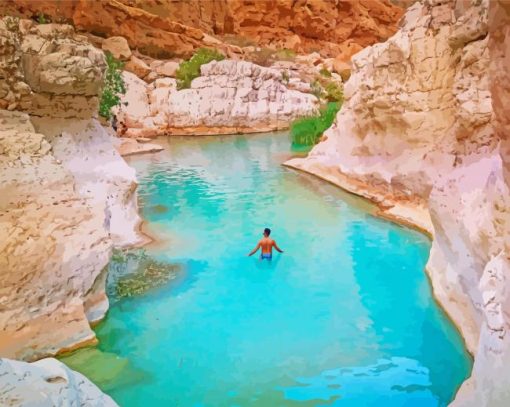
[151,60,179,78]
[0,18,145,362]
[117,137,164,157]
[102,35,132,61]
[286,0,510,404]
[116,59,319,137]
[0,357,118,406]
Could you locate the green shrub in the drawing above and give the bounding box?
[281,70,290,84]
[274,48,296,61]
[290,102,341,146]
[36,13,49,24]
[176,48,225,90]
[310,80,324,100]
[319,67,332,78]
[99,52,125,119]
[325,81,344,103]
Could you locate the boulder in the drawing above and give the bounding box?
[332,58,351,82]
[102,36,132,61]
[0,357,118,406]
[154,61,180,77]
[124,55,151,79]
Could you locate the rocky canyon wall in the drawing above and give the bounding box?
[116,60,319,138]
[286,0,510,405]
[0,0,403,59]
[0,18,145,361]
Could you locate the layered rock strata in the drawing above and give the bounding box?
[0,0,403,59]
[0,18,145,361]
[0,357,118,406]
[286,1,510,405]
[116,60,319,138]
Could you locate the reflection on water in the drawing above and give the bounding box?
[62,132,471,406]
[281,357,434,406]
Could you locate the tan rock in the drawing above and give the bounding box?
[332,58,351,82]
[117,137,163,156]
[102,36,132,61]
[125,55,151,79]
[0,357,118,406]
[154,60,180,77]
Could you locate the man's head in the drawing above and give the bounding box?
[263,227,271,237]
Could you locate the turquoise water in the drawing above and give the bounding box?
[66,133,471,406]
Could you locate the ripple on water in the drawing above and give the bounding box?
[62,133,472,407]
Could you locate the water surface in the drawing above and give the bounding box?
[62,132,471,406]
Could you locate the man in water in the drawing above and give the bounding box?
[247,228,284,260]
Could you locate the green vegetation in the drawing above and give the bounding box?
[319,67,332,78]
[310,80,324,100]
[281,70,290,84]
[109,249,180,298]
[274,48,296,61]
[176,48,225,90]
[290,102,341,146]
[36,13,49,24]
[324,81,343,103]
[99,51,125,120]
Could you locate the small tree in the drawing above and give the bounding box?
[99,52,126,120]
[176,48,225,90]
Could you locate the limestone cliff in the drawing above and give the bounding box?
[116,60,319,138]
[0,18,145,361]
[286,0,510,405]
[0,357,118,406]
[0,0,403,59]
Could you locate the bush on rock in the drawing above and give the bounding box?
[176,48,225,90]
[99,51,126,120]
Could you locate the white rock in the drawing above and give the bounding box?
[0,357,118,406]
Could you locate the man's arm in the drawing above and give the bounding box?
[273,241,284,253]
[247,242,261,256]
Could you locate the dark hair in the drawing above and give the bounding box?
[264,228,271,236]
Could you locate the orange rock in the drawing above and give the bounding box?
[2,0,403,59]
[332,58,352,82]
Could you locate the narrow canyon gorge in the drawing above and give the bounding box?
[0,0,509,405]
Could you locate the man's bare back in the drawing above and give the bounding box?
[248,228,283,260]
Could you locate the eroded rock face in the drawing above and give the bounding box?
[0,0,403,59]
[0,357,118,406]
[286,0,510,404]
[0,18,145,361]
[116,60,319,137]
